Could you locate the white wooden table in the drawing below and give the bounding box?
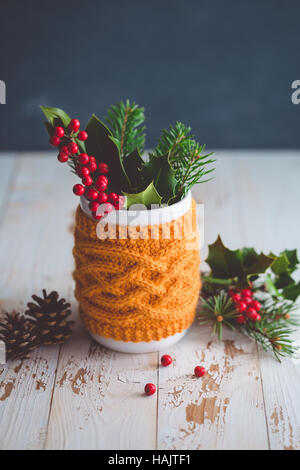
[0,151,299,450]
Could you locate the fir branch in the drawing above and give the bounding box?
[150,122,215,199]
[199,291,237,340]
[105,100,145,159]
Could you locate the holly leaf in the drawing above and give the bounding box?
[123,182,162,209]
[282,282,300,301]
[122,148,144,190]
[142,154,178,204]
[85,114,129,192]
[280,249,299,273]
[40,106,71,128]
[205,236,243,280]
[206,236,274,285]
[270,252,290,275]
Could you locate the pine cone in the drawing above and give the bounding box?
[26,290,73,346]
[0,312,38,360]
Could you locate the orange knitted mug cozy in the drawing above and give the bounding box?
[73,199,201,342]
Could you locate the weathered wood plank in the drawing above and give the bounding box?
[45,317,158,450]
[157,324,268,450]
[0,153,76,449]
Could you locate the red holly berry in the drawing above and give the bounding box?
[77,166,90,178]
[97,192,108,204]
[68,141,79,154]
[98,162,109,174]
[73,184,85,196]
[95,175,108,192]
[59,145,69,155]
[78,153,90,165]
[249,311,261,322]
[144,383,156,396]
[92,212,102,220]
[85,188,98,201]
[49,135,61,147]
[87,160,97,173]
[109,192,118,202]
[194,366,205,377]
[69,118,80,132]
[161,355,172,367]
[104,202,114,214]
[57,152,68,163]
[228,288,236,297]
[77,131,88,141]
[243,297,252,305]
[89,201,99,212]
[251,300,262,311]
[236,315,246,324]
[82,176,93,186]
[241,288,253,298]
[54,126,65,138]
[237,301,247,313]
[232,293,241,303]
[89,155,96,163]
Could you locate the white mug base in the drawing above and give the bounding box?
[89,329,188,353]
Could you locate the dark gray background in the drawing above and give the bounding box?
[0,0,299,150]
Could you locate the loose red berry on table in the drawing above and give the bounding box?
[232,293,241,303]
[49,135,61,147]
[82,176,93,186]
[98,162,109,174]
[57,152,68,163]
[144,383,156,396]
[77,131,88,141]
[85,188,98,201]
[69,118,80,132]
[87,160,97,173]
[77,166,90,178]
[161,355,172,367]
[97,192,108,203]
[95,175,108,191]
[78,153,90,165]
[236,314,246,324]
[68,142,79,154]
[194,366,205,377]
[89,201,99,212]
[241,288,253,298]
[54,126,65,138]
[251,300,262,311]
[237,301,247,313]
[73,184,85,196]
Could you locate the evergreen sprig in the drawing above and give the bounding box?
[150,122,215,199]
[199,291,237,340]
[105,99,145,158]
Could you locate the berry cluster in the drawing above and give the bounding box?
[229,288,262,324]
[48,118,124,220]
[144,355,206,396]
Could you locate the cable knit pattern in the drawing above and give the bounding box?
[73,199,201,342]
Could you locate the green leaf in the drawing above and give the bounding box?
[281,249,299,273]
[142,154,178,204]
[123,182,162,209]
[205,236,242,280]
[85,114,129,192]
[205,235,274,285]
[282,282,300,301]
[40,106,71,128]
[270,253,290,275]
[122,148,144,190]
